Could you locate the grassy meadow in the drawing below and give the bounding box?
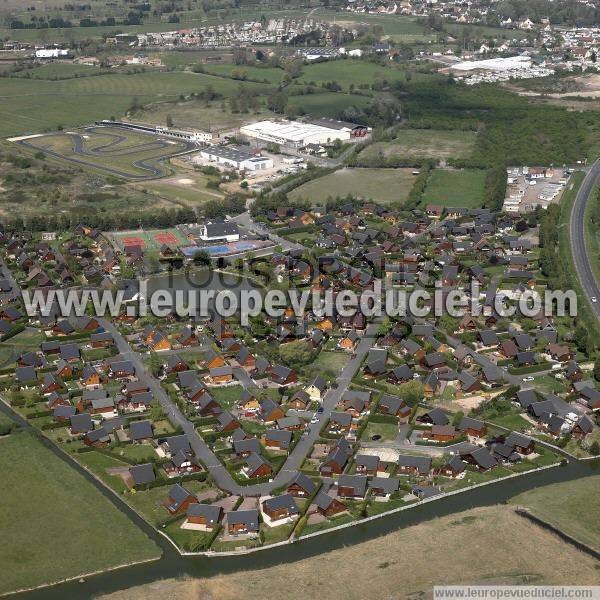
[360,128,477,161]
[420,168,487,208]
[289,167,417,205]
[0,432,160,595]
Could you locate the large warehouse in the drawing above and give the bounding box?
[239,120,353,148]
[197,145,273,171]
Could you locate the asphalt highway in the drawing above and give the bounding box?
[569,160,600,320]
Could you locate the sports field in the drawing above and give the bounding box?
[360,129,478,161]
[420,168,487,208]
[110,227,189,252]
[14,125,194,180]
[289,167,417,205]
[0,432,159,595]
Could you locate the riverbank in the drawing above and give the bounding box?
[97,503,600,600]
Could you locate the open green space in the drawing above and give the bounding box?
[0,71,267,137]
[360,129,477,161]
[289,167,417,205]
[0,432,159,595]
[509,475,600,551]
[299,59,404,90]
[420,168,487,208]
[288,91,373,118]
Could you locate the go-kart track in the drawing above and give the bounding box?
[9,125,197,180]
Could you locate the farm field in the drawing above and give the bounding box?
[0,71,268,137]
[16,126,194,180]
[509,475,600,551]
[98,504,600,600]
[0,432,160,596]
[298,59,405,90]
[360,129,478,161]
[289,167,417,205]
[287,91,373,118]
[420,168,487,208]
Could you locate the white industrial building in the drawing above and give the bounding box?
[35,49,71,59]
[240,120,352,148]
[197,145,273,171]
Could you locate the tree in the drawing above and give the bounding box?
[166,114,173,127]
[594,357,600,382]
[590,441,600,456]
[279,340,315,367]
[396,380,425,406]
[267,90,288,114]
[452,411,464,427]
[193,250,212,266]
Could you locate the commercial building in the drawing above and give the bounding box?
[197,145,273,171]
[199,221,240,243]
[97,120,211,142]
[240,120,353,148]
[35,49,72,59]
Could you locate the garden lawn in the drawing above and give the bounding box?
[289,167,417,205]
[420,168,487,208]
[0,432,159,595]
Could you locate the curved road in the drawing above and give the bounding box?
[98,317,378,496]
[18,127,197,181]
[569,160,600,319]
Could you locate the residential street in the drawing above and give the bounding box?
[98,317,377,496]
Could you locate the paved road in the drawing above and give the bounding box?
[233,211,305,253]
[569,159,600,320]
[18,127,197,181]
[98,317,376,496]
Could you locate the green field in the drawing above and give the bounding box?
[289,167,417,205]
[420,168,487,208]
[288,91,373,118]
[299,59,405,90]
[0,432,159,595]
[0,71,267,137]
[509,474,600,551]
[360,129,477,161]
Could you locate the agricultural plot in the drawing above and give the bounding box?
[287,91,373,117]
[360,129,477,161]
[420,168,487,208]
[299,59,405,90]
[0,71,267,137]
[15,126,194,180]
[289,167,417,205]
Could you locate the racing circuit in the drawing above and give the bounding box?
[10,125,198,180]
